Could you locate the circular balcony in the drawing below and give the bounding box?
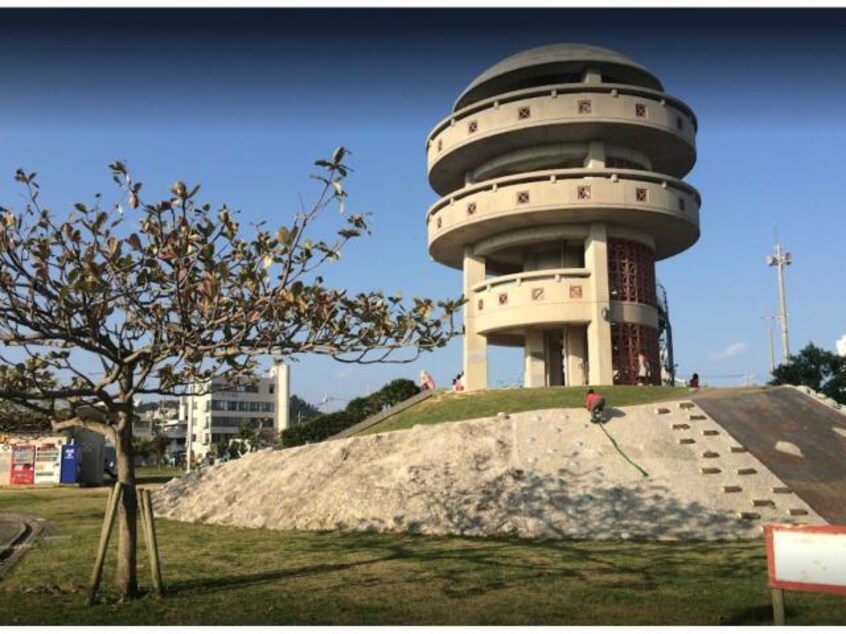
[426,84,696,196]
[472,268,659,338]
[427,168,700,269]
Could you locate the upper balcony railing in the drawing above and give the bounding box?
[471,268,659,335]
[426,167,700,267]
[426,83,697,194]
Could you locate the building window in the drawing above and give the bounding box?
[636,188,648,202]
[679,197,686,211]
[269,384,274,394]
[468,120,478,134]
[467,202,476,215]
[498,293,508,305]
[477,299,484,311]
[635,103,647,118]
[437,139,442,152]
[531,287,544,301]
[577,186,591,200]
[518,106,531,120]
[517,191,530,204]
[676,116,684,131]
[578,100,592,114]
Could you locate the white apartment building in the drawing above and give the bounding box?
[180,364,290,462]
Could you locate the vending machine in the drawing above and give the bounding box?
[34,442,62,484]
[0,443,11,486]
[60,443,80,484]
[10,444,35,485]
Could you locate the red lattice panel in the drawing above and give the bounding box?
[611,323,660,385]
[607,238,657,307]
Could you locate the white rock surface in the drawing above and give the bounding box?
[153,402,825,541]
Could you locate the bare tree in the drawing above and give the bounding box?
[0,148,461,598]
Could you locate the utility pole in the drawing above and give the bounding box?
[762,315,777,372]
[766,242,792,363]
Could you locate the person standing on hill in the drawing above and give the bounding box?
[419,370,435,391]
[637,351,651,385]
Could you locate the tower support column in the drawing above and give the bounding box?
[586,223,614,385]
[565,325,588,386]
[523,330,546,388]
[463,246,487,391]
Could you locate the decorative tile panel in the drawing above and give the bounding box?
[498,293,508,305]
[569,285,583,299]
[516,191,530,204]
[577,186,591,200]
[468,120,478,134]
[635,103,647,117]
[531,287,544,301]
[636,188,648,202]
[518,106,531,120]
[466,202,476,215]
[578,100,592,114]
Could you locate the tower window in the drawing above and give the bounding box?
[676,116,684,131]
[518,106,531,120]
[679,197,686,211]
[436,217,442,229]
[578,100,592,114]
[477,299,484,311]
[437,139,442,152]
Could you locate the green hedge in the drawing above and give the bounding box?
[280,378,420,448]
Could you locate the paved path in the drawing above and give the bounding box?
[693,386,846,524]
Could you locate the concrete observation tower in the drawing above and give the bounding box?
[425,44,700,390]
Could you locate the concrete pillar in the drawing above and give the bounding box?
[566,325,588,386]
[272,363,290,433]
[585,223,614,385]
[463,246,488,391]
[587,141,606,169]
[546,330,564,386]
[523,329,546,388]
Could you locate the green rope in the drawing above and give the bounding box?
[596,418,650,479]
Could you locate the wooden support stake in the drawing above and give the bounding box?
[87,481,122,605]
[142,488,164,597]
[772,588,785,625]
[137,487,153,587]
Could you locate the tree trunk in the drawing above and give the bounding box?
[114,412,139,599]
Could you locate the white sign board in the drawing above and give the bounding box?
[765,524,846,595]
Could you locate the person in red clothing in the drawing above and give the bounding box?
[584,388,607,423]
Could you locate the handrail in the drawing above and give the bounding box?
[426,82,697,144]
[426,167,701,222]
[472,268,591,294]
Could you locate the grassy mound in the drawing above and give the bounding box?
[361,385,690,436]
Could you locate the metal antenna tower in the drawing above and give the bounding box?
[766,241,792,362]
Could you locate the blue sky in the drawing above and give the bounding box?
[1,8,845,408]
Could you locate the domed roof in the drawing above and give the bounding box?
[454,43,663,111]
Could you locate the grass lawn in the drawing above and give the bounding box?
[364,385,690,436]
[1,484,845,625]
